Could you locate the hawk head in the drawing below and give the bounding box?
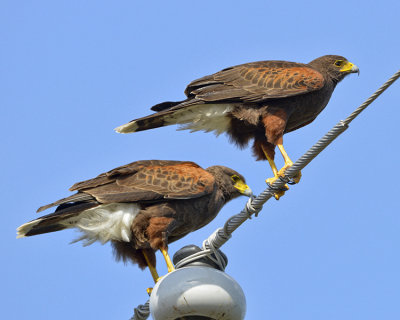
[206,165,252,200]
[309,55,359,83]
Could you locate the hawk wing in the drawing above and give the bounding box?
[184,60,325,103]
[80,160,215,203]
[38,160,216,212]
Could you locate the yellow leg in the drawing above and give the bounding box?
[160,247,175,273]
[262,145,288,200]
[277,144,301,184]
[277,144,293,168]
[142,250,159,283]
[262,146,279,177]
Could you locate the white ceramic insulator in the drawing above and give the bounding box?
[149,267,246,320]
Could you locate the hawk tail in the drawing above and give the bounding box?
[114,111,173,133]
[17,219,66,238]
[114,99,195,134]
[17,202,98,238]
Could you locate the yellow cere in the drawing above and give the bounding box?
[340,61,356,72]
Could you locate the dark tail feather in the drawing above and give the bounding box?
[114,109,175,133]
[150,101,182,112]
[114,99,199,134]
[17,202,98,238]
[24,224,67,237]
[37,192,94,213]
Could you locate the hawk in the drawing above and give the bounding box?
[116,55,359,198]
[17,160,251,282]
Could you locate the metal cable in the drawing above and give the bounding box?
[343,70,400,125]
[174,233,229,270]
[130,300,150,320]
[131,69,399,319]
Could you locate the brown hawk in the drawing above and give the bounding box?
[17,160,251,282]
[116,55,359,198]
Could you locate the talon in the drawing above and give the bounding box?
[276,162,293,177]
[279,166,301,184]
[265,176,289,200]
[272,190,285,200]
[262,143,301,200]
[291,171,302,184]
[265,177,289,190]
[276,144,302,184]
[275,153,302,185]
[146,287,153,295]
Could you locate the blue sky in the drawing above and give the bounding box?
[2,1,400,319]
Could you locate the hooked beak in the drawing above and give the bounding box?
[340,61,360,75]
[234,180,253,197]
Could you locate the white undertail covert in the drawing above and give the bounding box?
[18,203,140,246]
[170,104,234,135]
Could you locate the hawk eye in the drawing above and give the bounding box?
[334,60,343,67]
[231,175,241,183]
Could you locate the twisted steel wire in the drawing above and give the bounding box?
[131,300,150,320]
[343,70,400,125]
